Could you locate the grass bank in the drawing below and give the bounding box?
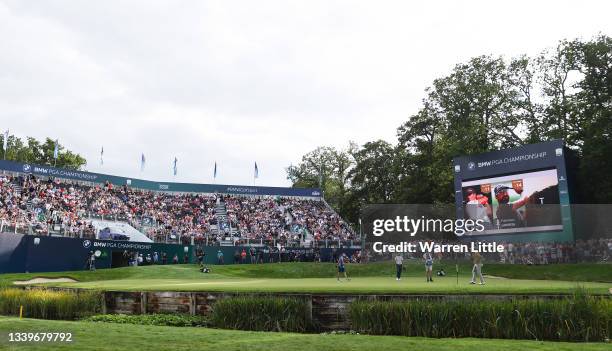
[0,317,610,351]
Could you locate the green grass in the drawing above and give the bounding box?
[0,317,610,351]
[1,262,611,294]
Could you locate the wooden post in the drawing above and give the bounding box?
[306,295,313,326]
[189,293,196,316]
[101,292,107,314]
[140,292,147,314]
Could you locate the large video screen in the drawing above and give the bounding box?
[461,168,562,235]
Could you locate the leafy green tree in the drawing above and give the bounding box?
[289,35,612,222]
[0,134,86,170]
[286,143,357,220]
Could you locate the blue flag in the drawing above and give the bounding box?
[173,157,178,176]
[254,162,259,179]
[213,162,217,179]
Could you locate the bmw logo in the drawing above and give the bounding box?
[83,240,92,248]
[467,162,476,170]
[23,164,32,173]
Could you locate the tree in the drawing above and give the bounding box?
[349,140,398,204]
[0,134,87,170]
[286,143,357,221]
[289,34,612,222]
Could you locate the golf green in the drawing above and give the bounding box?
[3,263,610,294]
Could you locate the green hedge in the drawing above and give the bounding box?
[0,288,101,320]
[350,289,611,342]
[84,313,208,327]
[210,296,313,332]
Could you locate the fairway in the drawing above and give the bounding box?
[3,262,611,294]
[1,317,610,351]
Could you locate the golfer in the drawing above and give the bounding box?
[337,253,350,282]
[423,252,434,282]
[395,254,403,281]
[470,252,485,285]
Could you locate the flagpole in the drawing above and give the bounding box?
[54,139,59,167]
[2,130,7,160]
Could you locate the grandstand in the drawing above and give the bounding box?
[0,160,358,249]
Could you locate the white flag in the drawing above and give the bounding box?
[2,130,7,152]
[53,139,59,159]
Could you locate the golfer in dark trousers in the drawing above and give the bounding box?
[395,254,403,281]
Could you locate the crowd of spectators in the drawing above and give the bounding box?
[225,197,358,245]
[0,174,96,238]
[0,174,357,245]
[496,239,612,264]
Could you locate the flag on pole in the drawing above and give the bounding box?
[213,162,217,179]
[100,146,104,165]
[318,161,323,188]
[254,162,259,179]
[140,153,146,172]
[2,130,7,160]
[2,130,8,152]
[173,157,178,176]
[53,139,59,160]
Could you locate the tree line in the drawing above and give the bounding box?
[287,35,612,225]
[0,134,86,170]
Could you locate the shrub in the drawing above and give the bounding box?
[210,295,313,332]
[84,313,208,327]
[349,289,612,342]
[0,288,101,320]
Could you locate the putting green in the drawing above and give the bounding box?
[53,275,610,294]
[3,263,611,294]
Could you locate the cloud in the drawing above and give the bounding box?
[0,0,610,186]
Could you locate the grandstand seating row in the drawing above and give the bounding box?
[0,173,357,246]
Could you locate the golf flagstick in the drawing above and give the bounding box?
[455,263,459,285]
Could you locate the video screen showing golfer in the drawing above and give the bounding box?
[461,169,562,234]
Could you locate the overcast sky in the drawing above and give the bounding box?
[1,0,610,187]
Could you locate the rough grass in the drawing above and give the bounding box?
[1,317,611,351]
[0,288,101,320]
[210,296,313,332]
[350,288,612,342]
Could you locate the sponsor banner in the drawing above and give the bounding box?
[453,140,566,178]
[84,239,153,251]
[0,160,321,197]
